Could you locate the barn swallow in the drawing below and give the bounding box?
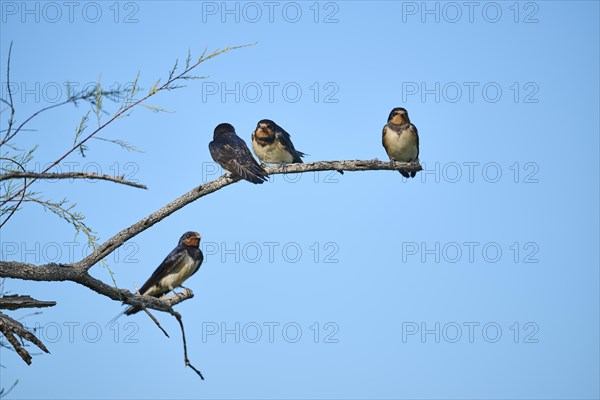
[251,119,343,174]
[209,123,269,184]
[120,231,204,317]
[382,107,420,178]
[251,119,306,164]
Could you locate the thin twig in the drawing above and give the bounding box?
[17,311,43,321]
[0,379,19,399]
[2,42,15,144]
[0,157,26,229]
[0,89,128,147]
[0,44,255,209]
[142,307,170,338]
[21,197,95,242]
[133,283,170,338]
[0,171,147,189]
[173,310,204,380]
[2,102,81,147]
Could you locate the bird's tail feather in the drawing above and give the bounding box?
[123,306,141,316]
[106,306,139,327]
[106,309,126,327]
[295,151,307,163]
[237,163,269,184]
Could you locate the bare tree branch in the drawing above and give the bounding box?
[0,40,421,375]
[0,262,198,369]
[0,171,147,189]
[0,295,56,310]
[0,158,420,372]
[0,159,420,308]
[0,261,193,313]
[0,294,55,365]
[75,159,421,270]
[0,311,49,365]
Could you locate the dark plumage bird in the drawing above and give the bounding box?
[382,107,420,178]
[121,231,204,317]
[251,119,306,164]
[209,123,269,184]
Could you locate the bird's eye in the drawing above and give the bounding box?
[268,125,273,130]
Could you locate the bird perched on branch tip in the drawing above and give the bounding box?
[382,107,420,178]
[109,231,203,323]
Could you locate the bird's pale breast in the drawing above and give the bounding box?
[252,138,294,163]
[383,126,418,162]
[160,253,200,290]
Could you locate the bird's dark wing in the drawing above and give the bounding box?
[231,143,269,183]
[187,247,204,276]
[382,125,387,148]
[122,246,188,316]
[410,123,419,178]
[138,246,187,295]
[412,123,419,159]
[209,139,236,169]
[210,133,268,184]
[275,127,305,163]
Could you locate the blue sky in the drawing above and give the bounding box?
[0,1,598,399]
